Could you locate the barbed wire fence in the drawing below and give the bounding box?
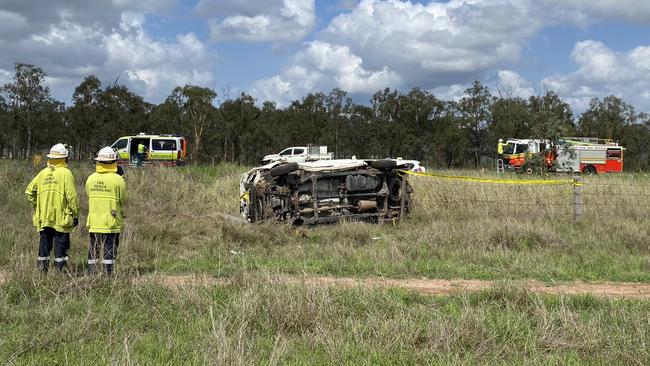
[404,171,650,221]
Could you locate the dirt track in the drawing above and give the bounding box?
[153,274,650,299]
[2,271,650,299]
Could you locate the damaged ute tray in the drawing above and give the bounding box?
[239,159,414,225]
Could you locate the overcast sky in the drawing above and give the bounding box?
[1,0,649,114]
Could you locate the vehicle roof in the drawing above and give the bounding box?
[116,134,185,139]
[506,139,547,144]
[248,158,417,175]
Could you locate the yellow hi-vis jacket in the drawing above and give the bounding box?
[25,160,79,233]
[85,164,127,233]
[137,143,145,154]
[498,142,507,154]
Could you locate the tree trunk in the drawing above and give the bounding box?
[26,126,32,158]
[223,136,228,162]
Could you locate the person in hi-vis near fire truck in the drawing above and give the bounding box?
[86,147,127,275]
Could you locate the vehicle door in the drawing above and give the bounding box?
[279,148,294,161]
[179,138,187,160]
[287,147,307,162]
[130,138,151,161]
[111,138,129,160]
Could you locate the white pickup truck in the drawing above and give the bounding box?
[262,146,333,163]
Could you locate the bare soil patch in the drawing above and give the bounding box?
[2,271,649,299]
[150,274,650,299]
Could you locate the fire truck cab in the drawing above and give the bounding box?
[501,139,548,171]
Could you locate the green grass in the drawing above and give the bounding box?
[2,161,650,282]
[3,161,650,364]
[1,272,649,365]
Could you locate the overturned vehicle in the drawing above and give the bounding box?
[240,159,414,225]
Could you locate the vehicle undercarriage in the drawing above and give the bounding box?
[240,160,413,225]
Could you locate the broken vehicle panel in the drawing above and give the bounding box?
[240,159,414,225]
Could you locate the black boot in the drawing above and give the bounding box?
[105,264,114,276]
[54,258,67,272]
[37,259,49,273]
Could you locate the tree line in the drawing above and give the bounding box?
[1,63,649,169]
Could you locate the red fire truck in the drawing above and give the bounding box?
[500,137,624,174]
[553,138,624,174]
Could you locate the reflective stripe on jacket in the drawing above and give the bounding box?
[85,169,127,233]
[137,144,145,153]
[25,161,79,233]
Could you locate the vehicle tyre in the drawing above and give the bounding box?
[388,177,402,202]
[270,162,299,177]
[370,159,397,170]
[583,165,597,175]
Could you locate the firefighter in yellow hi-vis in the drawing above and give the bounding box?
[497,139,507,160]
[25,143,79,272]
[86,147,127,275]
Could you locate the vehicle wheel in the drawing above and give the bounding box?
[583,165,597,175]
[270,162,299,176]
[370,159,397,170]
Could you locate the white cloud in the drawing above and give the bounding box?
[251,0,650,113]
[539,0,650,26]
[253,0,539,104]
[105,15,215,100]
[251,41,400,106]
[543,40,650,112]
[198,0,315,42]
[321,0,539,78]
[0,10,215,104]
[296,41,401,92]
[0,0,213,103]
[429,84,467,102]
[3,0,650,113]
[496,70,534,98]
[570,40,625,83]
[0,0,176,40]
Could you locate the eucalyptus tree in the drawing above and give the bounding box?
[68,75,103,159]
[1,63,58,157]
[459,81,493,166]
[166,85,218,162]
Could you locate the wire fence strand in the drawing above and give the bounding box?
[409,172,650,220]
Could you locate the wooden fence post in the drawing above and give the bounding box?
[573,176,582,221]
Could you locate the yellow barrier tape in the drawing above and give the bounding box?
[398,170,576,186]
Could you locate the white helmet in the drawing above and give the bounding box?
[498,138,503,143]
[95,146,118,162]
[46,143,69,159]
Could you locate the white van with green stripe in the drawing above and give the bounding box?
[111,133,187,167]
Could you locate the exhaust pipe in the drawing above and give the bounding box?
[357,200,377,212]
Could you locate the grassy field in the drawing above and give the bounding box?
[1,160,650,364]
[3,273,650,365]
